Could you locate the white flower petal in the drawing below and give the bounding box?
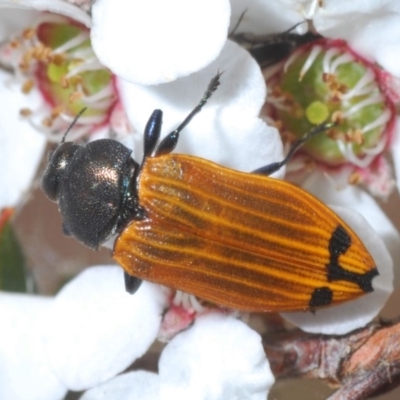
[80,371,159,400]
[0,293,66,400]
[118,40,282,173]
[282,171,396,334]
[0,0,91,27]
[190,116,284,175]
[314,0,400,77]
[91,0,230,84]
[159,313,273,400]
[118,40,265,133]
[0,69,46,209]
[43,266,168,391]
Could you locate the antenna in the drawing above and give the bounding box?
[60,108,87,144]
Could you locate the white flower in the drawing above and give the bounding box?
[229,0,400,186]
[158,313,273,400]
[0,0,91,27]
[312,0,400,78]
[91,0,231,85]
[80,313,273,400]
[0,0,104,209]
[43,266,167,391]
[0,267,274,399]
[0,292,67,399]
[311,1,400,198]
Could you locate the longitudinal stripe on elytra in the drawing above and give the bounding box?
[131,217,329,275]
[120,243,336,301]
[140,186,367,274]
[122,221,364,294]
[145,180,330,238]
[141,179,331,250]
[143,157,343,232]
[146,154,326,212]
[119,233,362,311]
[145,199,330,260]
[140,156,371,272]
[122,230,327,287]
[145,171,331,225]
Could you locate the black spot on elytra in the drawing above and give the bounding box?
[310,287,333,310]
[309,225,379,311]
[326,225,378,292]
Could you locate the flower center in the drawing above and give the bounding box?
[1,14,116,141]
[265,39,395,168]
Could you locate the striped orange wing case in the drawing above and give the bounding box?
[113,154,378,312]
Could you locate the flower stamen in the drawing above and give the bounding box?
[53,32,88,54]
[265,39,395,172]
[173,290,206,313]
[329,52,354,75]
[21,79,34,94]
[342,94,384,117]
[299,45,322,81]
[1,14,116,142]
[362,109,391,134]
[342,70,375,100]
[322,47,341,73]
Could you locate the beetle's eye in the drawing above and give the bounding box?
[41,142,80,202]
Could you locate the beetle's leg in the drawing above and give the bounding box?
[155,72,222,156]
[143,110,163,160]
[253,122,335,176]
[124,272,142,294]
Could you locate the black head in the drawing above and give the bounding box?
[42,137,140,250]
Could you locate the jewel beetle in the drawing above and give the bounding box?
[231,22,321,68]
[41,72,378,312]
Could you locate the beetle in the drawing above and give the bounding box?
[41,72,378,312]
[231,21,321,68]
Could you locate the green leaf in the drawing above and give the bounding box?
[0,221,27,292]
